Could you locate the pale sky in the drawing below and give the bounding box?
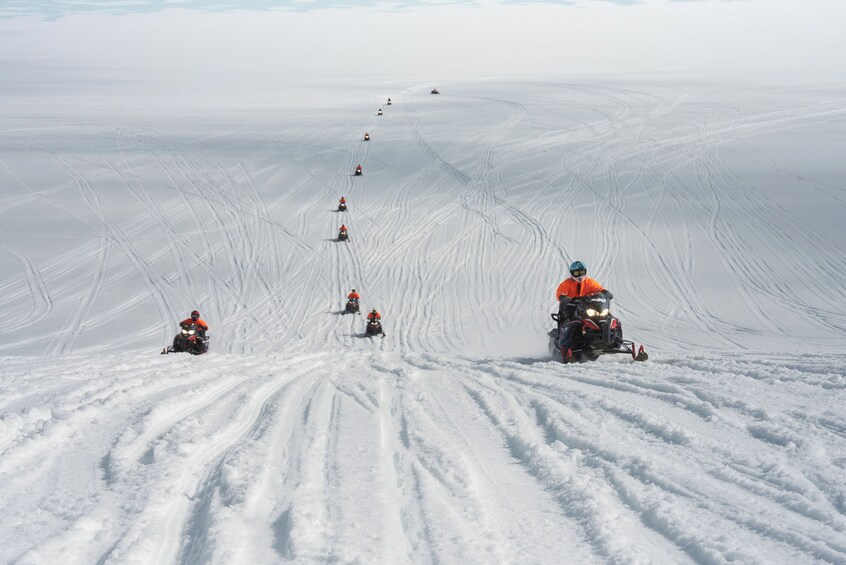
[1,0,844,92]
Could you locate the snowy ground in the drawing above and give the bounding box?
[2,76,846,563]
[2,349,845,564]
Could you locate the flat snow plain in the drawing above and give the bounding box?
[1,80,845,564]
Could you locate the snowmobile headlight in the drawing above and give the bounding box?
[600,308,609,317]
[586,308,598,317]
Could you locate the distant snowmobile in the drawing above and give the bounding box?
[364,132,370,141]
[338,201,347,212]
[344,298,360,315]
[430,88,440,94]
[548,295,647,363]
[163,323,209,355]
[354,164,362,176]
[365,319,385,337]
[338,227,349,242]
[377,108,383,116]
[387,98,392,105]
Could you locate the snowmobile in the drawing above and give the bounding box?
[163,323,209,355]
[377,108,383,116]
[387,98,392,105]
[364,132,370,141]
[548,295,647,363]
[344,298,360,315]
[365,319,385,337]
[338,201,347,212]
[354,165,362,176]
[338,229,349,242]
[430,88,439,95]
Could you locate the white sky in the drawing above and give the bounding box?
[1,0,845,92]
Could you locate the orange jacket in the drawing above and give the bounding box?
[367,311,381,321]
[180,317,209,331]
[347,292,360,300]
[340,197,346,204]
[555,277,604,301]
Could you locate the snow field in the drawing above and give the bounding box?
[1,82,845,356]
[1,78,845,563]
[1,350,845,563]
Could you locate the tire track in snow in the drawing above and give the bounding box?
[473,355,846,563]
[98,355,328,564]
[0,244,54,330]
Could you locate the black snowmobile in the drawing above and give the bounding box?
[163,323,209,355]
[344,298,360,315]
[365,319,385,337]
[430,88,439,94]
[364,132,370,141]
[387,98,392,105]
[548,294,647,363]
[377,108,383,116]
[354,165,362,176]
[338,201,347,212]
[338,230,349,242]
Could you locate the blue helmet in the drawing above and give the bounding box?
[569,261,587,278]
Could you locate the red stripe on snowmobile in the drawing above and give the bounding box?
[583,319,600,331]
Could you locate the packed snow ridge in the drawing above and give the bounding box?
[1,80,845,564]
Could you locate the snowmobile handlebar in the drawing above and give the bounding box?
[562,290,614,303]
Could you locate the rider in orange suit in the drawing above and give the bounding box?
[180,310,209,334]
[555,272,605,301]
[555,262,613,359]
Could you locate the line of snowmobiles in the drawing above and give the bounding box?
[161,89,647,361]
[342,294,385,337]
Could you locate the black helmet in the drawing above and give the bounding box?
[352,289,356,293]
[191,310,200,320]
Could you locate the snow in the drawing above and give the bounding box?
[2,351,845,563]
[2,4,846,564]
